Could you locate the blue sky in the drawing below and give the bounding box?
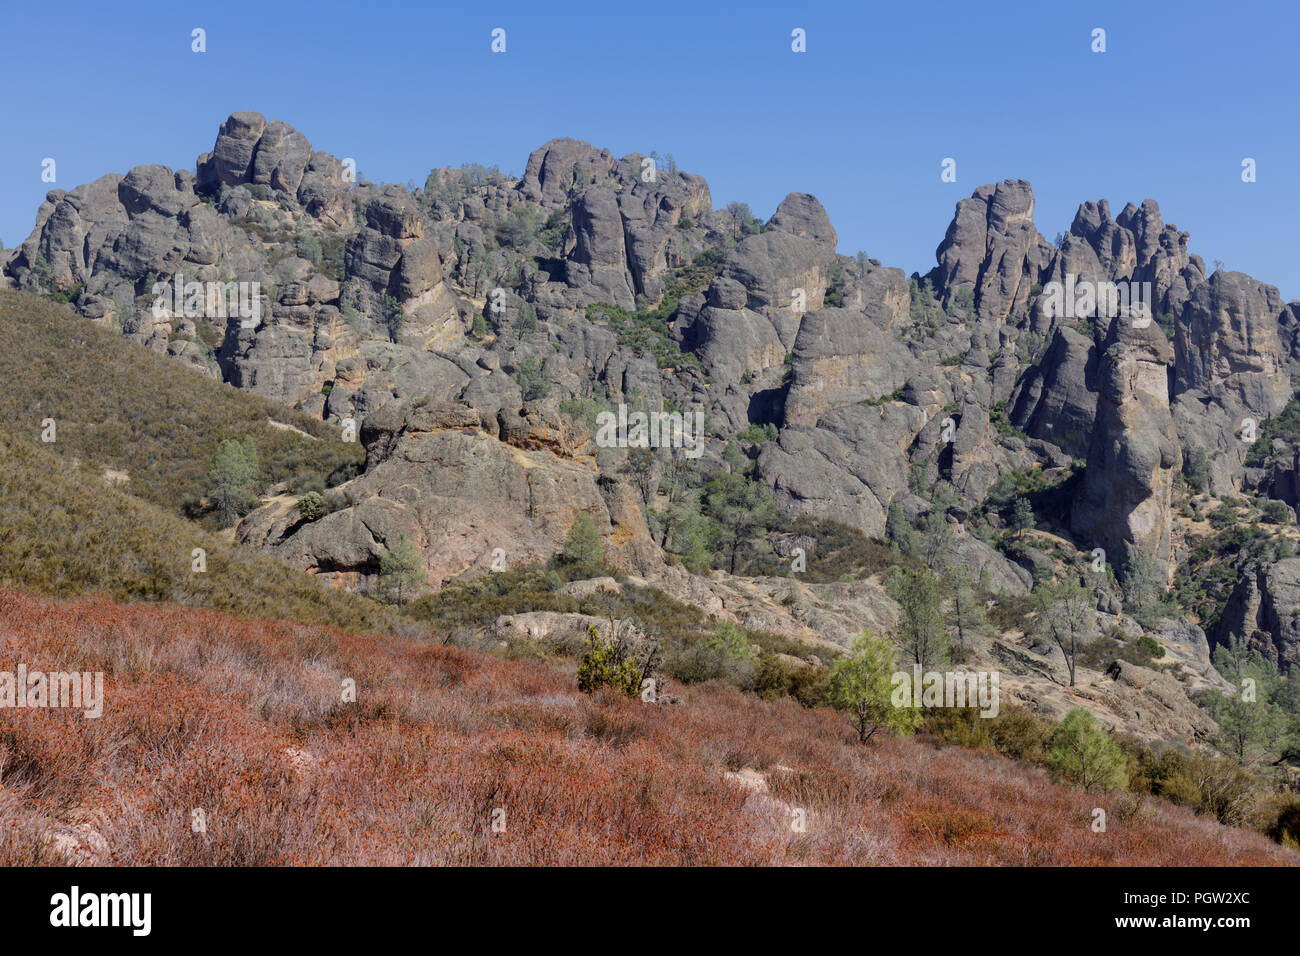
[3,0,1297,298]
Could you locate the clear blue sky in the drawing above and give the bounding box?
[3,0,1297,299]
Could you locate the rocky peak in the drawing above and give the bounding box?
[518,137,616,206]
[929,179,1052,324]
[766,192,837,247]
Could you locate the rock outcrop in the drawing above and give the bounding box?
[237,397,660,590]
[1071,317,1182,581]
[928,179,1053,325]
[1211,558,1300,670]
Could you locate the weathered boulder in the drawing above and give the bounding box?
[757,402,927,538]
[765,192,837,247]
[238,397,657,591]
[518,138,615,206]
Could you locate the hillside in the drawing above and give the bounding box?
[2,587,1292,867]
[0,290,392,633]
[4,111,1300,867]
[0,289,363,518]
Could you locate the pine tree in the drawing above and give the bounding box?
[829,630,919,743]
[378,534,423,605]
[886,566,948,668]
[557,512,603,571]
[208,438,259,528]
[1046,708,1127,790]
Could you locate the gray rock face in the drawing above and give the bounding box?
[1211,558,1300,670]
[1168,271,1291,495]
[766,192,837,247]
[16,112,1300,720]
[1275,302,1300,383]
[518,138,615,206]
[949,533,1033,596]
[251,119,312,195]
[565,186,635,309]
[757,402,928,537]
[719,230,834,347]
[929,179,1052,324]
[1174,270,1290,419]
[1151,617,1233,693]
[783,274,911,426]
[1010,326,1098,458]
[238,397,661,590]
[207,111,267,187]
[296,152,354,227]
[615,166,712,301]
[1064,198,1202,320]
[691,302,785,385]
[1072,318,1182,580]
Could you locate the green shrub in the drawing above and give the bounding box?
[1046,708,1128,790]
[297,492,326,522]
[671,620,757,688]
[1262,499,1292,524]
[576,625,644,697]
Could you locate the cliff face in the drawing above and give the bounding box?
[1071,318,1182,583]
[8,109,1300,692]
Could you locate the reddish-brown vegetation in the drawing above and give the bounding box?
[0,587,1293,866]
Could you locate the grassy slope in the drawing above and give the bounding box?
[0,289,363,513]
[0,289,392,633]
[1,587,1292,866]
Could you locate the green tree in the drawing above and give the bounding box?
[660,500,712,569]
[1010,496,1035,531]
[1211,694,1273,763]
[951,286,976,318]
[950,569,990,649]
[557,512,603,572]
[886,565,947,668]
[701,471,780,573]
[514,300,539,334]
[885,501,920,559]
[725,201,758,240]
[381,295,404,342]
[1121,549,1162,619]
[829,630,919,743]
[1183,446,1211,493]
[1032,577,1097,687]
[917,509,955,569]
[495,205,541,248]
[296,232,323,264]
[378,534,423,605]
[209,438,259,527]
[1046,708,1128,790]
